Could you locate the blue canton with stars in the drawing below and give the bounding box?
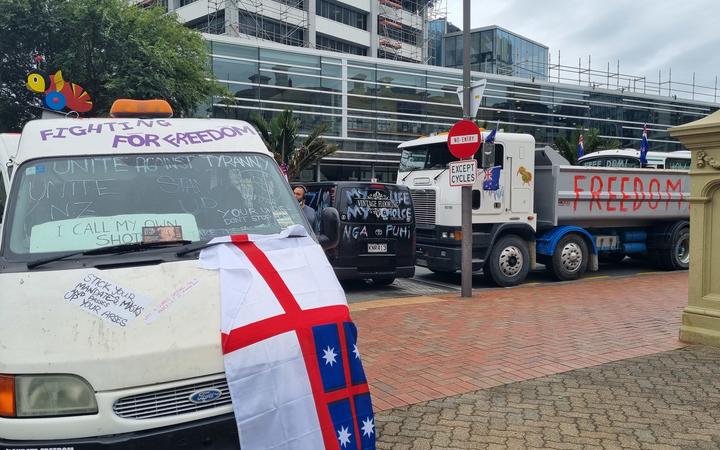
[312,322,375,449]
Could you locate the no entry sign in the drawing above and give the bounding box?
[449,159,477,186]
[447,119,481,159]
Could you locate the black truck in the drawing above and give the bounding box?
[303,182,416,285]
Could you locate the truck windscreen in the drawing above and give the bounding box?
[665,158,691,170]
[3,153,306,256]
[399,142,454,171]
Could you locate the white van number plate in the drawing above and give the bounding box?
[367,243,387,253]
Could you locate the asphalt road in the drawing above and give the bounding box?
[343,258,678,304]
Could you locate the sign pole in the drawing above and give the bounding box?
[461,0,473,298]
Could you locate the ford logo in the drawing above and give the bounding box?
[188,388,223,404]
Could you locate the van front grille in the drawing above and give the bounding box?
[410,189,436,226]
[113,378,231,420]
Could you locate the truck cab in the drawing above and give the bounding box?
[0,101,339,447]
[397,132,537,286]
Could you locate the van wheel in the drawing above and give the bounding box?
[548,234,588,281]
[658,227,690,270]
[372,277,396,286]
[484,235,530,287]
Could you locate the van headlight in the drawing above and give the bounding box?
[1,374,98,417]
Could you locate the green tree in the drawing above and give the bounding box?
[250,109,338,181]
[0,0,224,132]
[553,127,621,164]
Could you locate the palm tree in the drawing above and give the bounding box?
[553,127,620,164]
[250,109,338,180]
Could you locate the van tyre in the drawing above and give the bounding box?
[372,277,396,286]
[658,227,690,270]
[549,234,588,281]
[484,235,530,287]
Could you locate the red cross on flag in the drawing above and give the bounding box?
[200,225,375,449]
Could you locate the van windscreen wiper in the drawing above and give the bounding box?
[27,240,192,270]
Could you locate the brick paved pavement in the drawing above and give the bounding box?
[375,345,720,449]
[350,272,688,411]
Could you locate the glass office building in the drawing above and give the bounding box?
[205,34,718,182]
[443,26,549,80]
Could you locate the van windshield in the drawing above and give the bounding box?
[3,153,305,257]
[338,185,413,224]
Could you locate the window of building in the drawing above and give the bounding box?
[378,18,418,46]
[186,11,225,34]
[238,12,305,47]
[317,35,368,56]
[179,0,197,6]
[316,0,368,30]
[0,173,5,224]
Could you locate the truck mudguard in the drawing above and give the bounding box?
[483,223,536,260]
[536,226,598,256]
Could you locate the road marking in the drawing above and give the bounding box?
[410,277,461,291]
[350,295,449,312]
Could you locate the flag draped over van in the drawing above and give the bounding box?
[200,225,375,450]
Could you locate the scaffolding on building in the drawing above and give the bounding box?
[502,50,720,104]
[208,0,308,47]
[377,0,445,63]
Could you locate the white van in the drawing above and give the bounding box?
[577,148,691,169]
[0,101,338,447]
[0,133,20,226]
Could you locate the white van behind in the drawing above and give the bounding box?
[0,101,338,448]
[0,133,20,229]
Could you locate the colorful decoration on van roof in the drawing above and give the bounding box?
[26,70,93,113]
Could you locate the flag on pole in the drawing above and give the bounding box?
[200,225,375,450]
[485,128,497,144]
[639,124,649,166]
[577,134,585,158]
[482,166,502,191]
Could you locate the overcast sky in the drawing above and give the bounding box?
[444,0,719,93]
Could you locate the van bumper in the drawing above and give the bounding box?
[0,413,239,450]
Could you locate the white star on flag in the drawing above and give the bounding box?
[322,346,337,366]
[337,425,352,447]
[353,344,361,359]
[361,417,375,437]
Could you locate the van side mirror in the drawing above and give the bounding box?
[481,142,496,168]
[317,207,340,251]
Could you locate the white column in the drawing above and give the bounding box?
[307,0,317,47]
[341,58,348,138]
[369,0,379,58]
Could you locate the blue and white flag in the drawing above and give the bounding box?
[639,124,649,166]
[482,165,502,191]
[200,225,376,450]
[577,134,585,158]
[485,128,497,144]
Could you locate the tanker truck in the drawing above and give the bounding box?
[397,132,689,287]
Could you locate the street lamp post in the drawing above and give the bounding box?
[461,0,473,298]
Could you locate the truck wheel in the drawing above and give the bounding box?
[372,277,396,286]
[484,235,530,287]
[658,227,690,270]
[549,234,588,281]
